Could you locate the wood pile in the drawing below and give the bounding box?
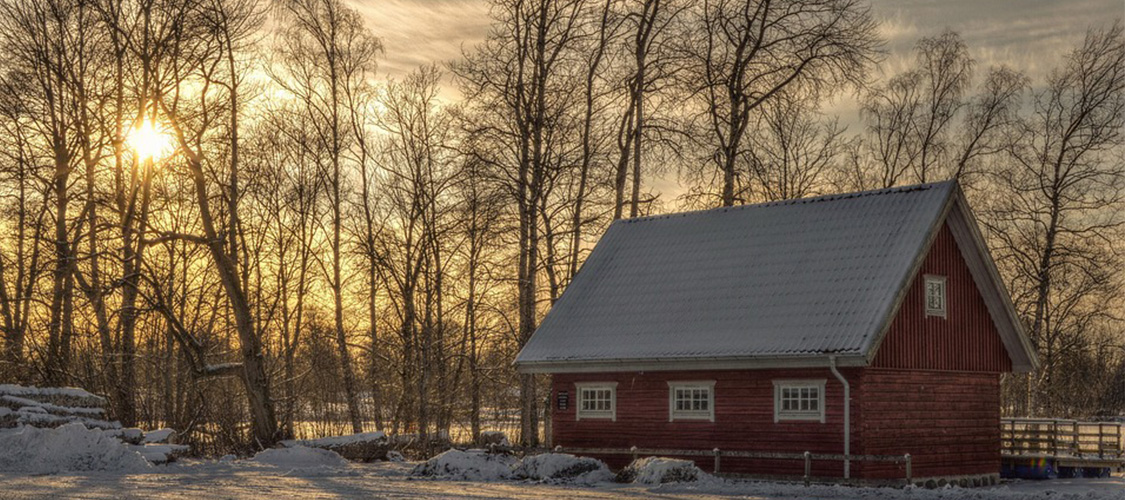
[0,384,188,464]
[282,431,389,462]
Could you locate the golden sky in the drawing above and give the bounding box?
[352,0,1124,83]
[349,0,1125,197]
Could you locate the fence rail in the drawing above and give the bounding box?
[553,446,912,486]
[1001,418,1124,459]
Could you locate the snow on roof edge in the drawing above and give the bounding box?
[617,181,955,226]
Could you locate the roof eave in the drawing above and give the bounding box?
[514,353,869,374]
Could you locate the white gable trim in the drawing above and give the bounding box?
[944,194,1039,372]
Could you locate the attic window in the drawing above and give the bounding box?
[925,275,947,318]
[576,382,617,421]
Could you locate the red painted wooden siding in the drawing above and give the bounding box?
[552,369,857,477]
[855,368,1001,479]
[552,368,1001,479]
[871,223,1012,372]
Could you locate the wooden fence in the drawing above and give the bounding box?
[553,446,912,486]
[1001,418,1124,460]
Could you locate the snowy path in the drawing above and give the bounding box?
[1,462,1124,499]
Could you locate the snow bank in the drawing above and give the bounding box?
[411,449,517,481]
[282,431,386,449]
[3,408,120,430]
[618,457,710,484]
[143,428,176,444]
[250,446,350,468]
[0,390,119,430]
[513,453,611,483]
[0,422,150,474]
[130,444,190,464]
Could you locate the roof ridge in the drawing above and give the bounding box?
[621,180,956,225]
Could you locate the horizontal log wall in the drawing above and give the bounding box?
[552,369,858,477]
[553,367,1002,479]
[855,368,1001,479]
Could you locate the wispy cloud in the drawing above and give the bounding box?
[352,0,1123,94]
[349,0,491,80]
[820,0,1123,123]
[872,0,1123,81]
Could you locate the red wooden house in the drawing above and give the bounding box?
[515,181,1038,484]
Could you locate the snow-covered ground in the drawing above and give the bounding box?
[1,460,1124,500]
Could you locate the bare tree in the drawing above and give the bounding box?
[745,94,845,201]
[847,31,1021,191]
[983,23,1125,416]
[951,66,1026,183]
[153,0,280,446]
[272,0,383,434]
[454,0,587,446]
[681,0,879,206]
[373,65,458,442]
[0,0,89,385]
[610,0,683,218]
[0,73,46,381]
[909,31,973,183]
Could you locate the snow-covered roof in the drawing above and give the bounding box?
[515,181,1038,373]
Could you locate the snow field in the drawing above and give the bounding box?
[249,446,351,468]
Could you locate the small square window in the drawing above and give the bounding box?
[668,381,715,422]
[925,275,947,318]
[576,382,617,421]
[774,380,825,423]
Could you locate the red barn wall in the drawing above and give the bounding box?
[552,368,1000,480]
[552,369,860,477]
[855,369,1001,479]
[871,223,1012,372]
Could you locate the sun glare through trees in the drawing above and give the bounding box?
[127,119,173,162]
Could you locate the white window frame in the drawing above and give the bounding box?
[925,274,947,318]
[575,382,617,421]
[667,381,716,422]
[773,379,826,423]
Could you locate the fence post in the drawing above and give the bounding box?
[803,451,811,487]
[713,448,721,474]
[631,446,638,463]
[1073,421,1080,456]
[1051,420,1058,456]
[1099,423,1106,458]
[904,454,912,486]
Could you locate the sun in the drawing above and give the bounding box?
[128,119,173,161]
